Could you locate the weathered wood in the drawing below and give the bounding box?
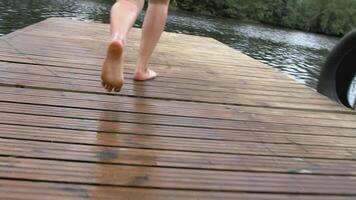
[2,113,356,159]
[0,17,355,199]
[1,89,356,129]
[1,136,356,175]
[1,157,356,195]
[2,180,355,200]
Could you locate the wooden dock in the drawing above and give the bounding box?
[0,18,356,199]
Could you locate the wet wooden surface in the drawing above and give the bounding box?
[0,18,356,199]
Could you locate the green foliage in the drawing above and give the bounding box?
[174,0,356,36]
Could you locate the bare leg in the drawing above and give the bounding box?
[101,0,144,92]
[134,0,170,81]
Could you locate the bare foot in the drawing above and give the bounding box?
[133,68,158,81]
[101,39,125,92]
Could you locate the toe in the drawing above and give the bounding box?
[108,86,113,92]
[114,87,122,92]
[105,85,112,92]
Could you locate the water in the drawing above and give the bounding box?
[164,12,340,89]
[1,0,352,106]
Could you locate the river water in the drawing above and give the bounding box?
[1,0,349,102]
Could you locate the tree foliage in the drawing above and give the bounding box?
[173,0,356,36]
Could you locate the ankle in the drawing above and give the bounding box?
[135,67,148,74]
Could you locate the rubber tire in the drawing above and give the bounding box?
[317,30,356,108]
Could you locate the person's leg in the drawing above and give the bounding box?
[101,0,144,92]
[133,0,170,81]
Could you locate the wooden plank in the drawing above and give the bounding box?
[2,179,354,200]
[0,20,350,113]
[1,86,354,122]
[2,103,356,143]
[0,17,355,199]
[0,70,348,112]
[0,18,328,87]
[1,157,356,195]
[0,53,307,89]
[0,62,326,100]
[0,87,355,129]
[1,112,356,149]
[0,54,312,90]
[0,55,321,92]
[1,113,356,160]
[1,134,356,175]
[0,61,326,96]
[1,100,356,145]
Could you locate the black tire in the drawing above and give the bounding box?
[317,30,356,108]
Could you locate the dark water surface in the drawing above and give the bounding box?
[0,0,340,90]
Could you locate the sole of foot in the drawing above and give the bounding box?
[133,68,158,81]
[101,40,125,92]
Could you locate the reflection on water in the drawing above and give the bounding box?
[0,0,340,90]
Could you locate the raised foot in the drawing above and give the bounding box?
[133,69,158,81]
[101,40,125,92]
